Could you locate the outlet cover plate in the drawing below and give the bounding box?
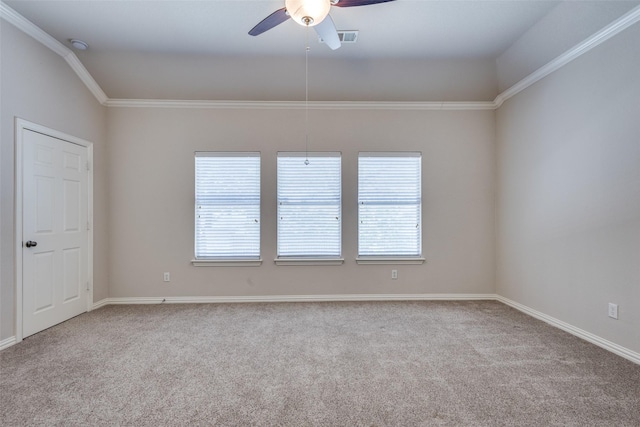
[608,303,618,319]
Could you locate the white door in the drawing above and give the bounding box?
[22,129,89,338]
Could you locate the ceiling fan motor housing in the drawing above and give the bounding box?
[285,0,331,26]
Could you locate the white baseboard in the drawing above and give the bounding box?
[96,294,496,307]
[0,336,17,351]
[92,298,111,310]
[496,295,640,365]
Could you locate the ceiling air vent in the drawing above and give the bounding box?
[319,30,359,44]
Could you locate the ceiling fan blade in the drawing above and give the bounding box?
[333,0,396,7]
[249,8,290,36]
[315,15,341,50]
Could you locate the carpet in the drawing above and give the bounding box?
[1,301,639,426]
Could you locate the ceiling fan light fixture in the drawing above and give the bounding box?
[285,0,331,27]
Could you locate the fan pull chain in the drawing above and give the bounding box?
[304,23,310,166]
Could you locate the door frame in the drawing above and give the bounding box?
[14,118,94,343]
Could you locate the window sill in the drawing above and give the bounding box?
[191,259,262,267]
[356,257,426,265]
[274,258,345,266]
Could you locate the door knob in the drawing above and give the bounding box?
[25,241,37,248]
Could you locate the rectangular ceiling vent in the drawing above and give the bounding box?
[319,30,359,44]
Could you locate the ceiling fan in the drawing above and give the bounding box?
[248,0,396,50]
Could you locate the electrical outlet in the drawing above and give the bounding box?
[163,272,170,282]
[608,303,618,319]
[391,269,398,280]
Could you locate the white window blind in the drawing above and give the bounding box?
[195,152,260,259]
[358,152,422,257]
[277,153,341,258]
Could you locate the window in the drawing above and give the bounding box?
[193,152,261,265]
[358,152,424,264]
[277,152,342,264]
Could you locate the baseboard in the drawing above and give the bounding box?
[97,293,497,306]
[496,295,640,365]
[0,336,17,351]
[92,298,111,310]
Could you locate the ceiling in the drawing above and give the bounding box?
[6,0,564,58]
[3,0,638,101]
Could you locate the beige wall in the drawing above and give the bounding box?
[496,24,640,353]
[81,53,498,102]
[0,22,108,341]
[106,107,496,298]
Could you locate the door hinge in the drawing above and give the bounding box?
[86,281,90,291]
[86,161,91,171]
[86,221,91,231]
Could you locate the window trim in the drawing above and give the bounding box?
[274,257,344,266]
[191,258,263,267]
[355,257,425,265]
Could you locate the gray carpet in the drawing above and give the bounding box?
[1,301,639,426]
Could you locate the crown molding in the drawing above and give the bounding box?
[494,4,640,108]
[0,1,108,104]
[104,99,497,110]
[3,1,639,111]
[0,2,68,57]
[62,51,109,104]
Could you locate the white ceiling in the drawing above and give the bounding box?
[4,0,638,101]
[6,0,564,58]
